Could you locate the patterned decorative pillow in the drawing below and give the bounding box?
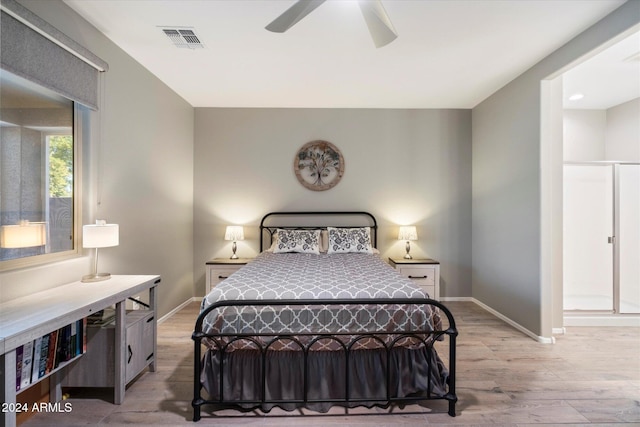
[327,227,373,254]
[273,229,321,254]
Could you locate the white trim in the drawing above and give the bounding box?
[158,297,200,324]
[552,327,566,335]
[471,298,556,344]
[440,296,473,302]
[564,314,640,327]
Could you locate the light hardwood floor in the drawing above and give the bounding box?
[22,301,640,426]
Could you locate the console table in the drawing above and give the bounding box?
[0,275,160,427]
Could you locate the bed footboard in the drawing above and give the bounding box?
[191,298,457,421]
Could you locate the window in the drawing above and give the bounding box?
[0,70,78,268]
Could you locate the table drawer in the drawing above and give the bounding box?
[398,266,436,286]
[206,265,244,293]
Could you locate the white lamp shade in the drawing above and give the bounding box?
[224,226,244,241]
[0,221,47,248]
[83,220,119,248]
[398,226,418,241]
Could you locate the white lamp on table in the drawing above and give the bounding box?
[82,219,119,282]
[224,225,244,259]
[0,220,47,248]
[398,225,418,259]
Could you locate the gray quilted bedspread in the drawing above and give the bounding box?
[200,252,441,350]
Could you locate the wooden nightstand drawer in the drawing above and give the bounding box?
[397,266,436,286]
[389,258,441,301]
[208,266,238,287]
[205,259,251,294]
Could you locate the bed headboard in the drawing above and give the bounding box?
[259,211,378,252]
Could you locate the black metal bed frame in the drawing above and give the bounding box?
[259,211,379,251]
[191,212,458,421]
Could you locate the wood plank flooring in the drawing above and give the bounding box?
[21,301,640,426]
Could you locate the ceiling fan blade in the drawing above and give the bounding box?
[265,0,327,33]
[358,0,398,48]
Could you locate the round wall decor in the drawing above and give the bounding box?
[294,140,344,191]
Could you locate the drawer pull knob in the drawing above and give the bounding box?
[218,275,229,279]
[408,275,428,279]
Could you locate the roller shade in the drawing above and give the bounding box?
[0,0,108,110]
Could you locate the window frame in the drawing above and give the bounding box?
[0,103,82,271]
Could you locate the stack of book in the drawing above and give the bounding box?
[15,318,87,392]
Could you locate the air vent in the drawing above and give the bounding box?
[160,27,204,49]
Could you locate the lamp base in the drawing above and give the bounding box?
[404,241,412,259]
[81,272,111,283]
[230,241,238,259]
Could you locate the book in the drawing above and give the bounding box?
[46,329,59,374]
[37,334,48,379]
[20,341,34,389]
[82,317,87,353]
[31,337,43,383]
[71,321,77,358]
[15,345,23,391]
[62,324,72,362]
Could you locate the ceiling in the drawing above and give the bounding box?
[62,0,635,109]
[563,30,640,110]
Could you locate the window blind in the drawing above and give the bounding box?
[0,0,108,110]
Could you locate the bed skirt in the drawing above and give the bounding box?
[200,344,449,413]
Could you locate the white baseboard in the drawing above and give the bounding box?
[440,296,474,302]
[564,315,640,327]
[470,298,555,344]
[158,297,201,324]
[552,327,566,335]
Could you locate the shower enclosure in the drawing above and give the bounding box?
[563,162,640,314]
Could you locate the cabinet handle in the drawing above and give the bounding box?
[218,275,229,279]
[146,316,154,323]
[146,353,154,362]
[408,275,428,279]
[127,345,133,364]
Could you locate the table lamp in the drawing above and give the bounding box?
[224,225,244,259]
[398,225,418,259]
[82,219,119,282]
[0,220,47,248]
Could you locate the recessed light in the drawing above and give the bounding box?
[568,93,584,101]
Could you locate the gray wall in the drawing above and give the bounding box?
[0,0,194,318]
[472,1,640,337]
[193,108,472,298]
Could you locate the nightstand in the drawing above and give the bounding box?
[205,258,251,294]
[389,258,440,300]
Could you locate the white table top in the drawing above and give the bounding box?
[0,275,160,354]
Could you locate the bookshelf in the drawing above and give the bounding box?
[14,318,86,395]
[0,275,160,427]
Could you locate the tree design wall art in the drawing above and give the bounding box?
[294,140,345,191]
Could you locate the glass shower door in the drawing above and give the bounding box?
[618,164,640,314]
[563,164,614,311]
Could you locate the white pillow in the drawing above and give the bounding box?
[267,229,328,252]
[273,229,321,254]
[327,227,373,254]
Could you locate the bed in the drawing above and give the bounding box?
[192,211,457,421]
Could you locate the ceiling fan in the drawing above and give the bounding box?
[265,0,398,48]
